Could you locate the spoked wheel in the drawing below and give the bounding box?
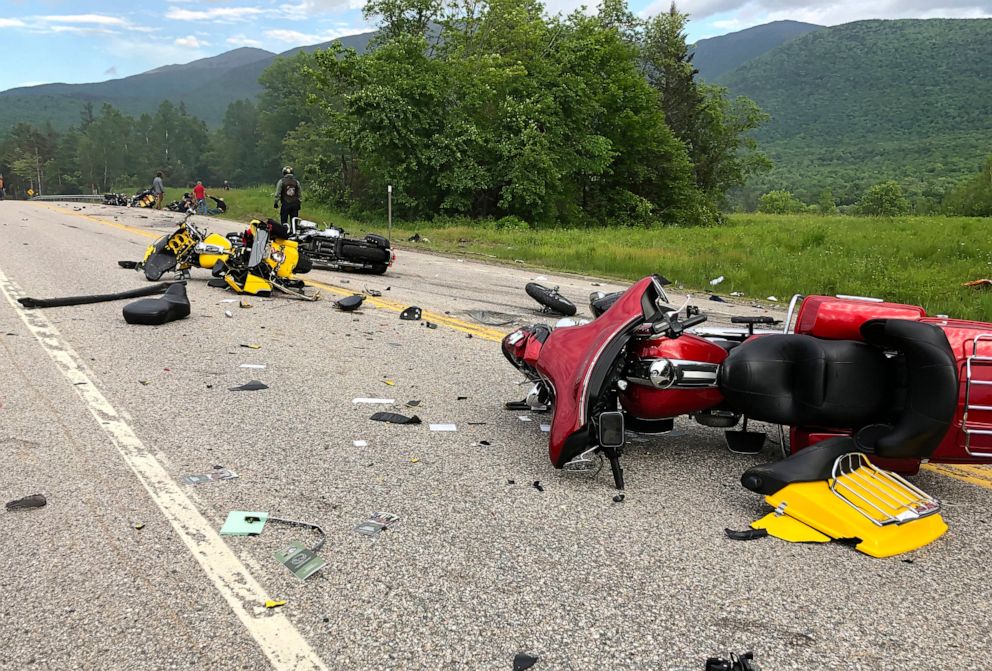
[525,283,577,316]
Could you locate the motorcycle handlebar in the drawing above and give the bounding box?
[682,314,708,330]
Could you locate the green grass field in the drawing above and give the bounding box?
[204,187,992,321]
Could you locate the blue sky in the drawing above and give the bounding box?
[0,0,989,91]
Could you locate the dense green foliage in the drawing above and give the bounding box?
[720,19,992,208]
[942,157,992,216]
[266,0,766,226]
[857,180,910,216]
[758,190,804,214]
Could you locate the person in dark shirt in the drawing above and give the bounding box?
[273,167,301,224]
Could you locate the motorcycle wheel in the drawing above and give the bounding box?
[295,253,313,275]
[526,283,577,316]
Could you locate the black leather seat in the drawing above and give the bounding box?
[741,436,854,495]
[123,283,191,325]
[857,319,957,459]
[718,333,891,428]
[720,318,958,461]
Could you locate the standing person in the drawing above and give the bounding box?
[151,171,165,209]
[192,180,207,215]
[223,179,230,191]
[0,174,5,201]
[273,166,301,224]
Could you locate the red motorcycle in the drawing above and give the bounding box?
[502,275,989,492]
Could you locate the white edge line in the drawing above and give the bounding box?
[0,265,327,671]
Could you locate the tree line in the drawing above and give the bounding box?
[2,0,988,222]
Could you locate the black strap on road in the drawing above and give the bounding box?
[17,282,180,309]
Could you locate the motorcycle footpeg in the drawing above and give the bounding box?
[562,448,603,475]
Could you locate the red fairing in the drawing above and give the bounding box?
[620,334,727,418]
[537,277,656,467]
[796,296,926,340]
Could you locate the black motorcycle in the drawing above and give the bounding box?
[291,218,394,275]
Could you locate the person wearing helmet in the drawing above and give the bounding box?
[273,166,302,224]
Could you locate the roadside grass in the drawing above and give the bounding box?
[204,187,992,320]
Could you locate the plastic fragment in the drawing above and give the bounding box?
[240,343,262,349]
[353,440,368,447]
[370,412,422,425]
[514,653,539,670]
[265,600,287,609]
[532,481,544,492]
[225,310,233,318]
[5,494,47,511]
[430,424,457,432]
[240,300,252,309]
[709,276,725,286]
[724,528,769,541]
[229,380,269,392]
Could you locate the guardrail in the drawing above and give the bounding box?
[30,194,107,203]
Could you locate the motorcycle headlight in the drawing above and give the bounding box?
[272,250,285,263]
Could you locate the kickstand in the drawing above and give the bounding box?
[601,445,625,490]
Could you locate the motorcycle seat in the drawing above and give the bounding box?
[719,333,891,428]
[741,436,855,495]
[123,283,191,325]
[856,319,957,459]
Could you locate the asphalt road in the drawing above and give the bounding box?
[1,201,990,671]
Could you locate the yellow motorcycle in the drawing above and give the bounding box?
[221,218,318,301]
[124,212,233,281]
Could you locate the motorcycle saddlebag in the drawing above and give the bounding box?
[337,238,390,264]
[364,233,390,249]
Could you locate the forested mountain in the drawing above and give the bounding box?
[0,32,377,130]
[719,19,992,206]
[692,20,822,80]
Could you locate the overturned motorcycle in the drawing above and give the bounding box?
[219,218,318,301]
[119,211,232,281]
[290,217,394,275]
[500,275,981,556]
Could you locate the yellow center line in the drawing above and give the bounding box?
[33,202,509,342]
[923,463,992,490]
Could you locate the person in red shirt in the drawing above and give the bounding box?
[192,180,206,214]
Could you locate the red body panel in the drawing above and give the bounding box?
[620,334,727,418]
[796,295,926,340]
[535,277,655,466]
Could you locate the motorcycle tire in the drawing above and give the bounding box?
[526,283,577,317]
[339,240,389,263]
[295,252,313,275]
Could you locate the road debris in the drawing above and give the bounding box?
[370,412,422,424]
[767,296,779,302]
[273,541,326,581]
[466,310,517,326]
[709,295,727,303]
[181,468,238,485]
[429,424,457,431]
[220,511,269,536]
[424,321,438,329]
[264,600,287,609]
[5,494,47,511]
[353,440,368,447]
[514,652,539,671]
[353,398,395,404]
[239,300,253,309]
[406,400,422,407]
[710,276,725,286]
[355,512,400,537]
[336,294,365,311]
[532,481,544,492]
[240,363,266,369]
[724,528,769,541]
[225,310,234,318]
[240,343,262,349]
[400,306,422,321]
[229,380,269,392]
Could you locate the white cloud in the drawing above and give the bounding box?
[648,0,992,24]
[277,0,358,19]
[227,33,263,47]
[48,25,116,34]
[264,26,372,43]
[0,18,26,28]
[174,35,209,48]
[41,14,128,26]
[165,6,266,21]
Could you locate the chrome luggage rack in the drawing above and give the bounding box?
[830,453,941,526]
[961,333,992,457]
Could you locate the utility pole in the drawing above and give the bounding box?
[387,184,392,244]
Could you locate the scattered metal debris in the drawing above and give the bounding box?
[400,306,422,321]
[181,468,238,485]
[354,512,400,537]
[229,380,269,391]
[514,652,539,670]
